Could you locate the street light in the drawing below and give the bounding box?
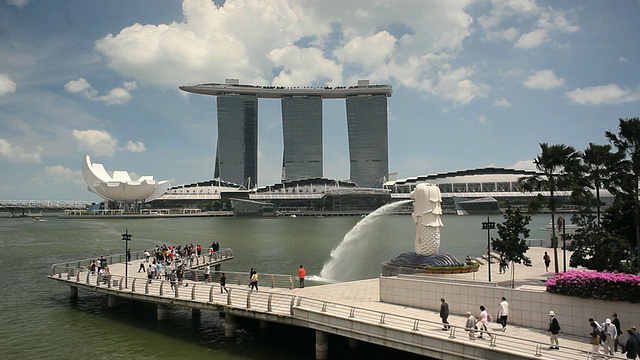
[482,217,496,282]
[122,229,132,288]
[558,216,566,272]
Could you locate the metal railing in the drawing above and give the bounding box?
[50,248,234,276]
[293,297,622,360]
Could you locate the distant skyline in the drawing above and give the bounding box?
[1,0,639,200]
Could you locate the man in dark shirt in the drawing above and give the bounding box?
[440,298,450,330]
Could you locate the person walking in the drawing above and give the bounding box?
[465,311,477,340]
[476,305,489,338]
[623,328,640,359]
[612,312,622,353]
[548,311,561,350]
[204,263,211,283]
[590,319,602,354]
[250,270,259,292]
[298,265,306,288]
[497,297,509,331]
[603,318,617,355]
[543,252,551,272]
[440,298,450,330]
[220,272,228,293]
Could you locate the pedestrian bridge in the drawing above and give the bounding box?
[48,250,617,360]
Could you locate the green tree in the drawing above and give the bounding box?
[492,204,532,288]
[605,117,640,255]
[518,143,583,273]
[581,143,625,224]
[569,209,628,272]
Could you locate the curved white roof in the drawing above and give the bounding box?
[81,155,171,202]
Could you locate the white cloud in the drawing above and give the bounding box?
[72,129,118,157]
[515,28,548,49]
[618,56,629,64]
[7,0,29,8]
[64,78,136,105]
[0,73,17,97]
[44,165,85,185]
[493,97,512,107]
[93,0,487,105]
[432,65,489,105]
[0,138,42,163]
[523,69,564,90]
[566,84,640,105]
[478,115,491,125]
[124,141,145,153]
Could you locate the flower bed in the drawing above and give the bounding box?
[545,270,640,303]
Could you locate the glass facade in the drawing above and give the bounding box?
[346,95,389,187]
[281,96,323,181]
[215,95,258,186]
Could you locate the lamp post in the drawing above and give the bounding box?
[558,216,566,272]
[122,229,132,288]
[481,217,496,282]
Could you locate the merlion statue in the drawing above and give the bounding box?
[410,183,443,256]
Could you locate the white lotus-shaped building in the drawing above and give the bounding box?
[81,155,171,202]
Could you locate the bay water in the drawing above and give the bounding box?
[0,212,552,359]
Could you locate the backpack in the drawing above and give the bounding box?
[600,328,607,342]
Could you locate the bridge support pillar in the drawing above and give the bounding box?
[192,308,201,318]
[214,264,221,272]
[69,285,78,299]
[157,304,168,321]
[259,320,268,330]
[315,330,329,360]
[348,338,360,349]
[224,314,236,338]
[107,295,117,308]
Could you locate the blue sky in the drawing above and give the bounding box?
[1,0,639,201]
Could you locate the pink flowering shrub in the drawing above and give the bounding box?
[545,270,640,303]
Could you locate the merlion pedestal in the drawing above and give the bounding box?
[410,183,443,256]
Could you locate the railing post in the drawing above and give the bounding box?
[268,294,273,312]
[132,278,136,292]
[321,302,327,312]
[247,291,251,309]
[174,283,179,298]
[160,281,164,296]
[289,276,293,290]
[108,277,112,288]
[86,272,90,284]
[350,308,356,318]
[227,289,232,305]
[271,275,275,288]
[209,285,214,302]
[145,281,149,294]
[412,319,419,331]
[379,313,386,324]
[191,284,196,300]
[119,277,123,290]
[76,271,81,282]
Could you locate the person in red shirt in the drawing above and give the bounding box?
[298,265,306,288]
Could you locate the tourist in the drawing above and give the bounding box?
[126,249,131,263]
[90,260,96,275]
[138,259,145,273]
[146,266,153,284]
[169,272,177,290]
[204,263,211,282]
[465,311,477,340]
[623,328,640,359]
[149,261,157,280]
[298,265,306,288]
[548,311,560,350]
[144,250,150,262]
[250,270,259,292]
[165,262,173,281]
[220,272,228,293]
[440,298,450,330]
[249,268,254,288]
[476,305,489,338]
[156,262,163,279]
[497,297,509,331]
[543,252,551,272]
[590,319,601,354]
[196,244,202,256]
[612,312,622,352]
[603,318,617,355]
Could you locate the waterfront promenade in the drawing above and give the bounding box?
[48,246,629,360]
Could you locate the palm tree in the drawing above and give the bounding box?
[581,143,625,224]
[605,117,640,255]
[519,143,583,273]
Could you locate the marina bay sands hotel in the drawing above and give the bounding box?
[180,79,392,188]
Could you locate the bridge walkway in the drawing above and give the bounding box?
[49,254,624,360]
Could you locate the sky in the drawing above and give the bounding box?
[1,0,639,201]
